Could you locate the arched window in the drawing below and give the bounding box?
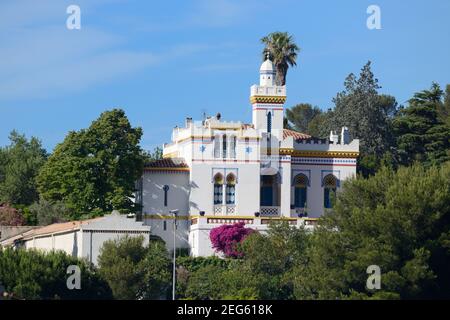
[213,135,220,158]
[294,174,308,208]
[222,135,227,158]
[229,135,236,159]
[323,174,337,209]
[225,173,236,205]
[213,173,223,205]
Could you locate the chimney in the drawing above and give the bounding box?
[341,127,350,145]
[185,117,192,128]
[329,131,339,144]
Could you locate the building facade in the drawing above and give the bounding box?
[1,211,151,265]
[139,57,360,257]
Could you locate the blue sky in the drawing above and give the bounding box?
[0,0,449,152]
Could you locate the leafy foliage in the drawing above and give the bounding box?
[28,199,70,226]
[0,247,112,299]
[37,109,145,218]
[0,131,47,206]
[328,62,397,158]
[294,163,450,299]
[285,103,323,135]
[97,235,171,300]
[261,32,300,86]
[393,83,450,167]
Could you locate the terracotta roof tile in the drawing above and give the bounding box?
[144,158,189,169]
[283,129,311,140]
[21,218,102,240]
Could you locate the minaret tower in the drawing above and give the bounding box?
[250,55,286,141]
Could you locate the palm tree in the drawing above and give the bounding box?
[261,32,300,86]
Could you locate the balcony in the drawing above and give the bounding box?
[260,206,280,217]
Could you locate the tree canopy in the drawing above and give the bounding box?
[37,109,145,218]
[0,131,47,206]
[294,162,450,299]
[97,235,171,300]
[393,83,450,167]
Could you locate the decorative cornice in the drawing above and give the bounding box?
[250,95,286,104]
[279,148,359,159]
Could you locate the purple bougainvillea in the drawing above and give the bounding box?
[209,222,255,258]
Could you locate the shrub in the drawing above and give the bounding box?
[209,222,255,258]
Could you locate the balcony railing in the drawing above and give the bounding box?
[260,206,280,217]
[213,205,236,215]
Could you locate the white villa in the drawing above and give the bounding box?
[0,57,359,259]
[137,57,359,256]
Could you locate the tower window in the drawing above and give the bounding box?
[214,135,220,158]
[267,112,272,133]
[222,135,227,158]
[229,135,236,159]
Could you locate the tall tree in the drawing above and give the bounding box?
[37,109,145,218]
[393,83,450,167]
[328,61,397,157]
[261,32,300,86]
[285,103,322,134]
[0,131,47,205]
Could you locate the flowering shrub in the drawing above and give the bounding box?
[0,203,25,226]
[209,222,255,258]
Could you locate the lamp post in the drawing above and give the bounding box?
[169,209,179,300]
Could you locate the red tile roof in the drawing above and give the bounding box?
[283,129,311,140]
[144,158,189,170]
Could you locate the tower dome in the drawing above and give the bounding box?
[259,55,275,86]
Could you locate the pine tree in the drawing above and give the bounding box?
[393,83,450,167]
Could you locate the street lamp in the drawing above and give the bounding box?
[169,209,179,300]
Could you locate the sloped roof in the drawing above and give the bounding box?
[283,129,311,140]
[144,158,189,170]
[22,218,102,240]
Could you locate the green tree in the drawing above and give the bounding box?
[29,199,70,226]
[329,62,397,158]
[143,146,163,163]
[285,103,322,134]
[37,109,145,218]
[0,131,47,205]
[98,235,171,300]
[0,247,112,299]
[261,32,300,86]
[393,83,450,167]
[294,163,450,300]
